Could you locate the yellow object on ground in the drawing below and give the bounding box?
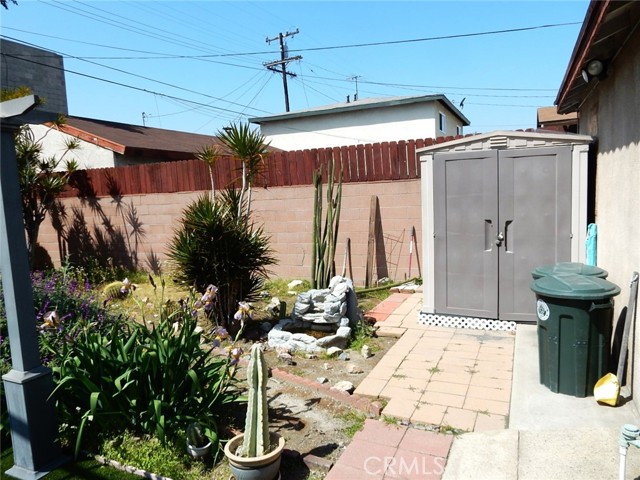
[594,372,619,406]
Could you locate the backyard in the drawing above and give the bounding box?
[0,266,400,479]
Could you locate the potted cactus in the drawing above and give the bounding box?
[186,421,212,458]
[224,344,285,480]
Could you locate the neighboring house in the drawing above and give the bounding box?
[249,94,470,150]
[0,38,68,123]
[31,116,224,170]
[536,106,578,133]
[555,0,640,409]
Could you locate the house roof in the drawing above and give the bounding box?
[249,94,471,126]
[556,0,640,114]
[536,106,578,126]
[51,115,223,158]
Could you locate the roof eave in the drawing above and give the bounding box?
[250,94,470,126]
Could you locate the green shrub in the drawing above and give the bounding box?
[51,302,240,457]
[167,189,276,327]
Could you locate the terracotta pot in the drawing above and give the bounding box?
[224,432,285,480]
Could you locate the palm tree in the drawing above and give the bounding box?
[216,123,270,217]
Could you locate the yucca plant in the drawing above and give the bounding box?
[167,189,276,327]
[217,122,270,217]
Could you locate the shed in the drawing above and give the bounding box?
[418,130,592,324]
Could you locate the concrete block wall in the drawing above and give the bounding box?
[38,180,423,287]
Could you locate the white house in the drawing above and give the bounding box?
[249,94,470,151]
[31,116,223,170]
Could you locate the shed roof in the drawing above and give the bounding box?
[556,0,640,113]
[249,94,470,126]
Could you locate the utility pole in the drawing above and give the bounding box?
[265,29,302,112]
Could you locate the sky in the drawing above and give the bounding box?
[1,0,590,136]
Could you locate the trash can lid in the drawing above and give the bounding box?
[531,262,608,279]
[531,273,621,300]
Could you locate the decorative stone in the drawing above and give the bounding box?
[326,347,343,357]
[288,280,304,289]
[315,334,347,349]
[338,352,350,361]
[346,364,364,374]
[339,317,350,327]
[268,330,292,342]
[361,345,372,359]
[331,380,355,394]
[336,326,351,338]
[278,352,295,365]
[291,333,317,343]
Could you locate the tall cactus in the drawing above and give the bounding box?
[311,156,343,289]
[242,344,270,457]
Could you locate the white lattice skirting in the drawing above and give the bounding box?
[417,312,517,332]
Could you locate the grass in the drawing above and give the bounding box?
[339,410,367,438]
[1,447,139,480]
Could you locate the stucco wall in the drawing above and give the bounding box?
[37,180,423,288]
[578,27,640,407]
[259,102,464,150]
[29,124,116,170]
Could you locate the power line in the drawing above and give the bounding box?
[1,36,273,115]
[1,52,268,119]
[7,20,581,59]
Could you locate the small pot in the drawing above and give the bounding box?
[224,432,285,480]
[187,440,212,458]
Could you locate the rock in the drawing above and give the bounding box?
[326,347,343,357]
[336,326,351,338]
[288,280,304,289]
[268,329,292,342]
[338,352,350,361]
[339,317,350,327]
[276,346,291,355]
[361,345,372,359]
[331,380,355,394]
[291,333,317,344]
[260,322,273,333]
[316,335,347,349]
[317,377,328,384]
[306,353,318,360]
[323,363,331,370]
[278,352,295,365]
[346,364,364,374]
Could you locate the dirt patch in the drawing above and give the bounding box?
[221,330,398,478]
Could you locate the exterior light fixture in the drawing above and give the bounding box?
[581,59,606,83]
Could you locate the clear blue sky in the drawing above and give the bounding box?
[2,1,589,136]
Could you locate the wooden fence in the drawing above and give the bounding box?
[60,136,459,198]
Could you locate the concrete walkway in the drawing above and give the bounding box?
[325,290,640,480]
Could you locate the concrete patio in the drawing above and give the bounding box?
[325,291,640,479]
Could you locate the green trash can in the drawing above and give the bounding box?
[530,274,620,397]
[531,262,608,280]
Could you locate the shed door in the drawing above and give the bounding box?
[433,147,572,322]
